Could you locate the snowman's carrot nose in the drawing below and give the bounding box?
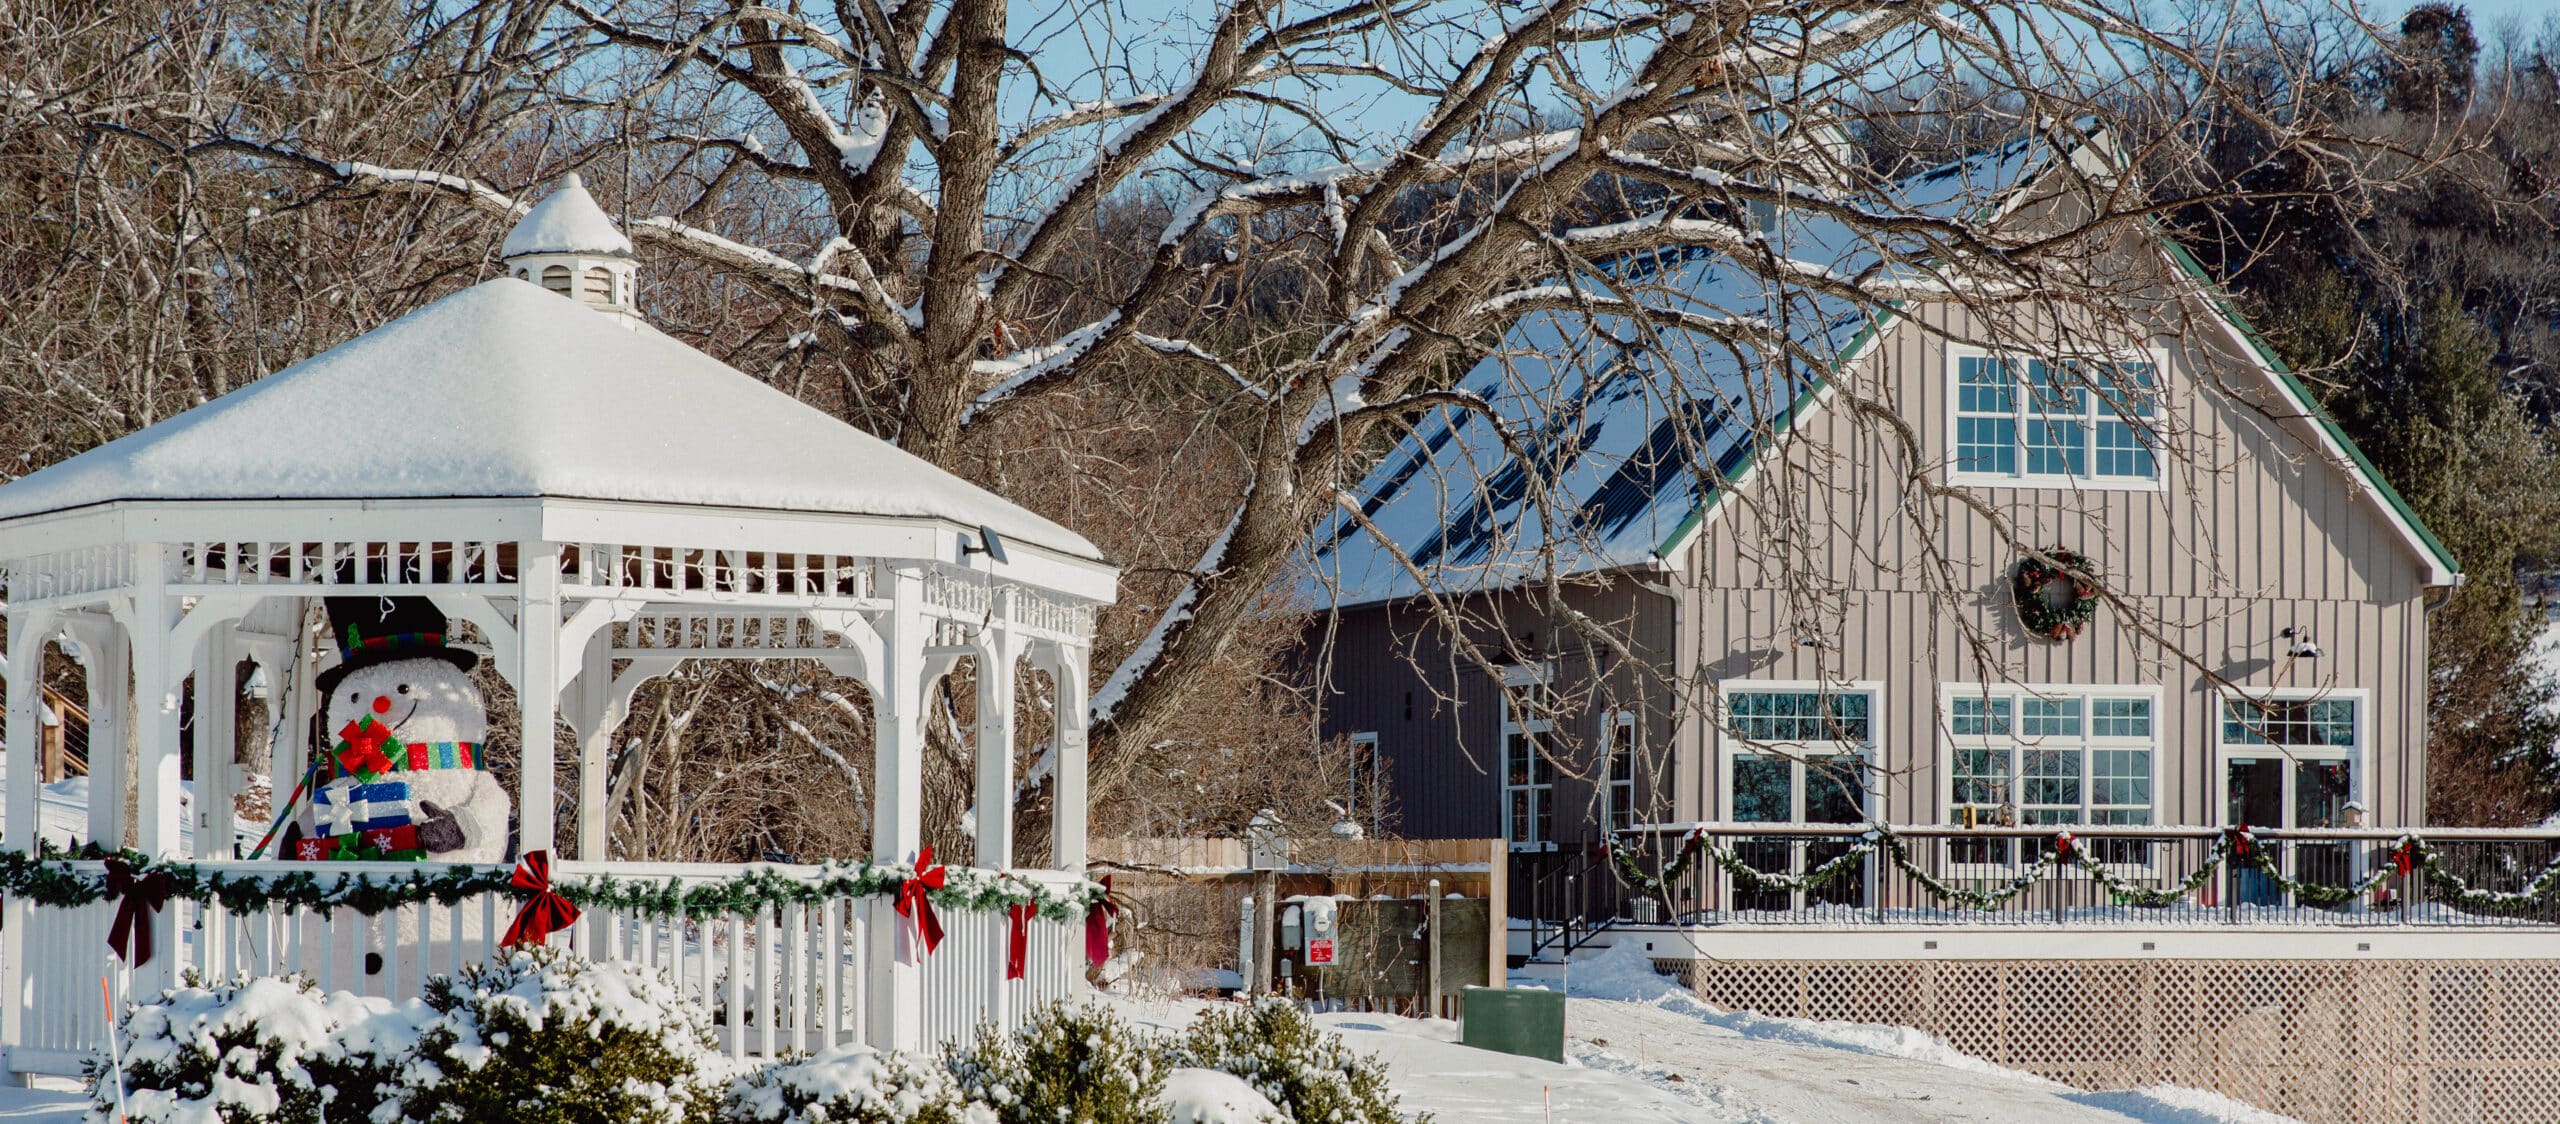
[372,696,393,715]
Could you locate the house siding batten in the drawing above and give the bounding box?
[1678,292,2435,830]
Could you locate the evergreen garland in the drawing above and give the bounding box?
[0,842,1102,923]
[1605,824,2560,916]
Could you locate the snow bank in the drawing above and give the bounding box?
[1159,1068,1279,1124]
[2066,1085,2303,1124]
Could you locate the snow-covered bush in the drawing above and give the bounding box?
[82,974,409,1124]
[1159,1068,1281,1124]
[1172,1000,1413,1124]
[946,1001,1168,1124]
[395,945,727,1124]
[720,1044,993,1123]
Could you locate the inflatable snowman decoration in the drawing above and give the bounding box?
[293,597,511,864]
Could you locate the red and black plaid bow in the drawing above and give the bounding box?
[103,857,175,967]
[1085,873,1124,969]
[501,851,580,948]
[895,847,948,959]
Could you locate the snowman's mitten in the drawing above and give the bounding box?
[417,801,466,853]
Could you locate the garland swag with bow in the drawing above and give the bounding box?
[0,842,1105,925]
[2013,547,2101,641]
[1607,825,2560,914]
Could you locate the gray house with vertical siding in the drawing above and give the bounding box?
[1297,133,2459,877]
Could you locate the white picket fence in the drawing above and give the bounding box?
[0,860,1089,1078]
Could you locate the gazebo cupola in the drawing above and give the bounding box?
[502,173,639,324]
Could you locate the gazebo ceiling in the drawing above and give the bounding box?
[0,279,1106,578]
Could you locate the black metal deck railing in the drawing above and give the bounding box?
[1597,823,2560,929]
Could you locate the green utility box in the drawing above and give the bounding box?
[1458,985,1564,1063]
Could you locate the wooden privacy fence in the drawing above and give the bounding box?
[1092,837,1506,1015]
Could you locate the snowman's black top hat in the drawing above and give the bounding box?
[315,596,480,696]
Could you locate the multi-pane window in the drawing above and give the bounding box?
[1500,667,1553,849]
[1945,690,2155,827]
[1952,354,2160,484]
[2220,695,2361,830]
[1603,712,1637,834]
[1722,686,1876,824]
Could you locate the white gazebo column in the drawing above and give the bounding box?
[74,617,129,850]
[571,625,616,861]
[127,551,185,859]
[1040,641,1090,873]
[192,628,238,860]
[973,600,1021,869]
[517,542,564,855]
[868,565,926,1050]
[3,608,57,853]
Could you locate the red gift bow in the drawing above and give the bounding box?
[501,851,581,948]
[1085,873,1123,969]
[103,857,175,967]
[1006,902,1038,980]
[895,848,948,959]
[336,717,398,778]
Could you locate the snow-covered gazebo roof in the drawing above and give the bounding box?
[0,278,1108,595]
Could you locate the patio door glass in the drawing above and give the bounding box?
[2225,757,2355,905]
[1731,753,1866,911]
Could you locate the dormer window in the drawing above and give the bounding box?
[1948,349,2163,489]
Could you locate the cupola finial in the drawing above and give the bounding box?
[501,173,639,326]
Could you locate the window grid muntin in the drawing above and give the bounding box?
[1947,691,2155,826]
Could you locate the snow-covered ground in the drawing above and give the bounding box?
[1110,942,2294,1123]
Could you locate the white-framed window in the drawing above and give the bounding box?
[1943,686,2160,826]
[1346,731,1380,836]
[1948,349,2165,489]
[1602,711,1638,834]
[2217,691,2363,830]
[1717,681,1879,825]
[1500,664,1554,851]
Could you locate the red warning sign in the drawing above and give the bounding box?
[1306,938,1336,965]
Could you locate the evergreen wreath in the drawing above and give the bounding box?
[2012,547,2100,641]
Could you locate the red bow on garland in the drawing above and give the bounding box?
[2392,840,2418,877]
[1005,902,1038,981]
[102,857,175,967]
[2053,832,2075,859]
[501,851,581,948]
[2227,825,2253,861]
[895,848,948,962]
[1085,873,1124,969]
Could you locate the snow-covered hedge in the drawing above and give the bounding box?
[395,946,729,1124]
[1172,999,1409,1124]
[83,975,416,1124]
[720,1044,994,1123]
[90,959,1411,1124]
[948,1002,1169,1124]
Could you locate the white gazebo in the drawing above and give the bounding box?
[0,180,1115,1072]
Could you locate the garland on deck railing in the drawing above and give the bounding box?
[0,842,1104,922]
[1607,825,2560,914]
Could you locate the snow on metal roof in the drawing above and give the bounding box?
[0,278,1103,561]
[501,173,635,258]
[1300,136,2057,608]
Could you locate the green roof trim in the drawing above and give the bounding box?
[2157,236,2460,580]
[1653,302,1903,559]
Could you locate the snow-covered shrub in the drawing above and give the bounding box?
[720,1045,993,1123]
[1172,1000,1413,1124]
[946,1001,1168,1124]
[82,975,408,1124]
[1159,1068,1281,1124]
[395,945,727,1124]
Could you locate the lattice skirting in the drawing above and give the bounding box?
[1662,958,2560,1124]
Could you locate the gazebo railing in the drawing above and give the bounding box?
[1,860,1090,1077]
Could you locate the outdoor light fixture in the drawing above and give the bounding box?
[2281,626,2323,659]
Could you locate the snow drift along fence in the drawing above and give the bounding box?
[0,860,1087,1078]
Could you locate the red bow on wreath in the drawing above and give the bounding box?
[102,857,175,967]
[502,850,581,948]
[1086,873,1124,969]
[895,848,948,963]
[1005,901,1038,981]
[335,716,400,779]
